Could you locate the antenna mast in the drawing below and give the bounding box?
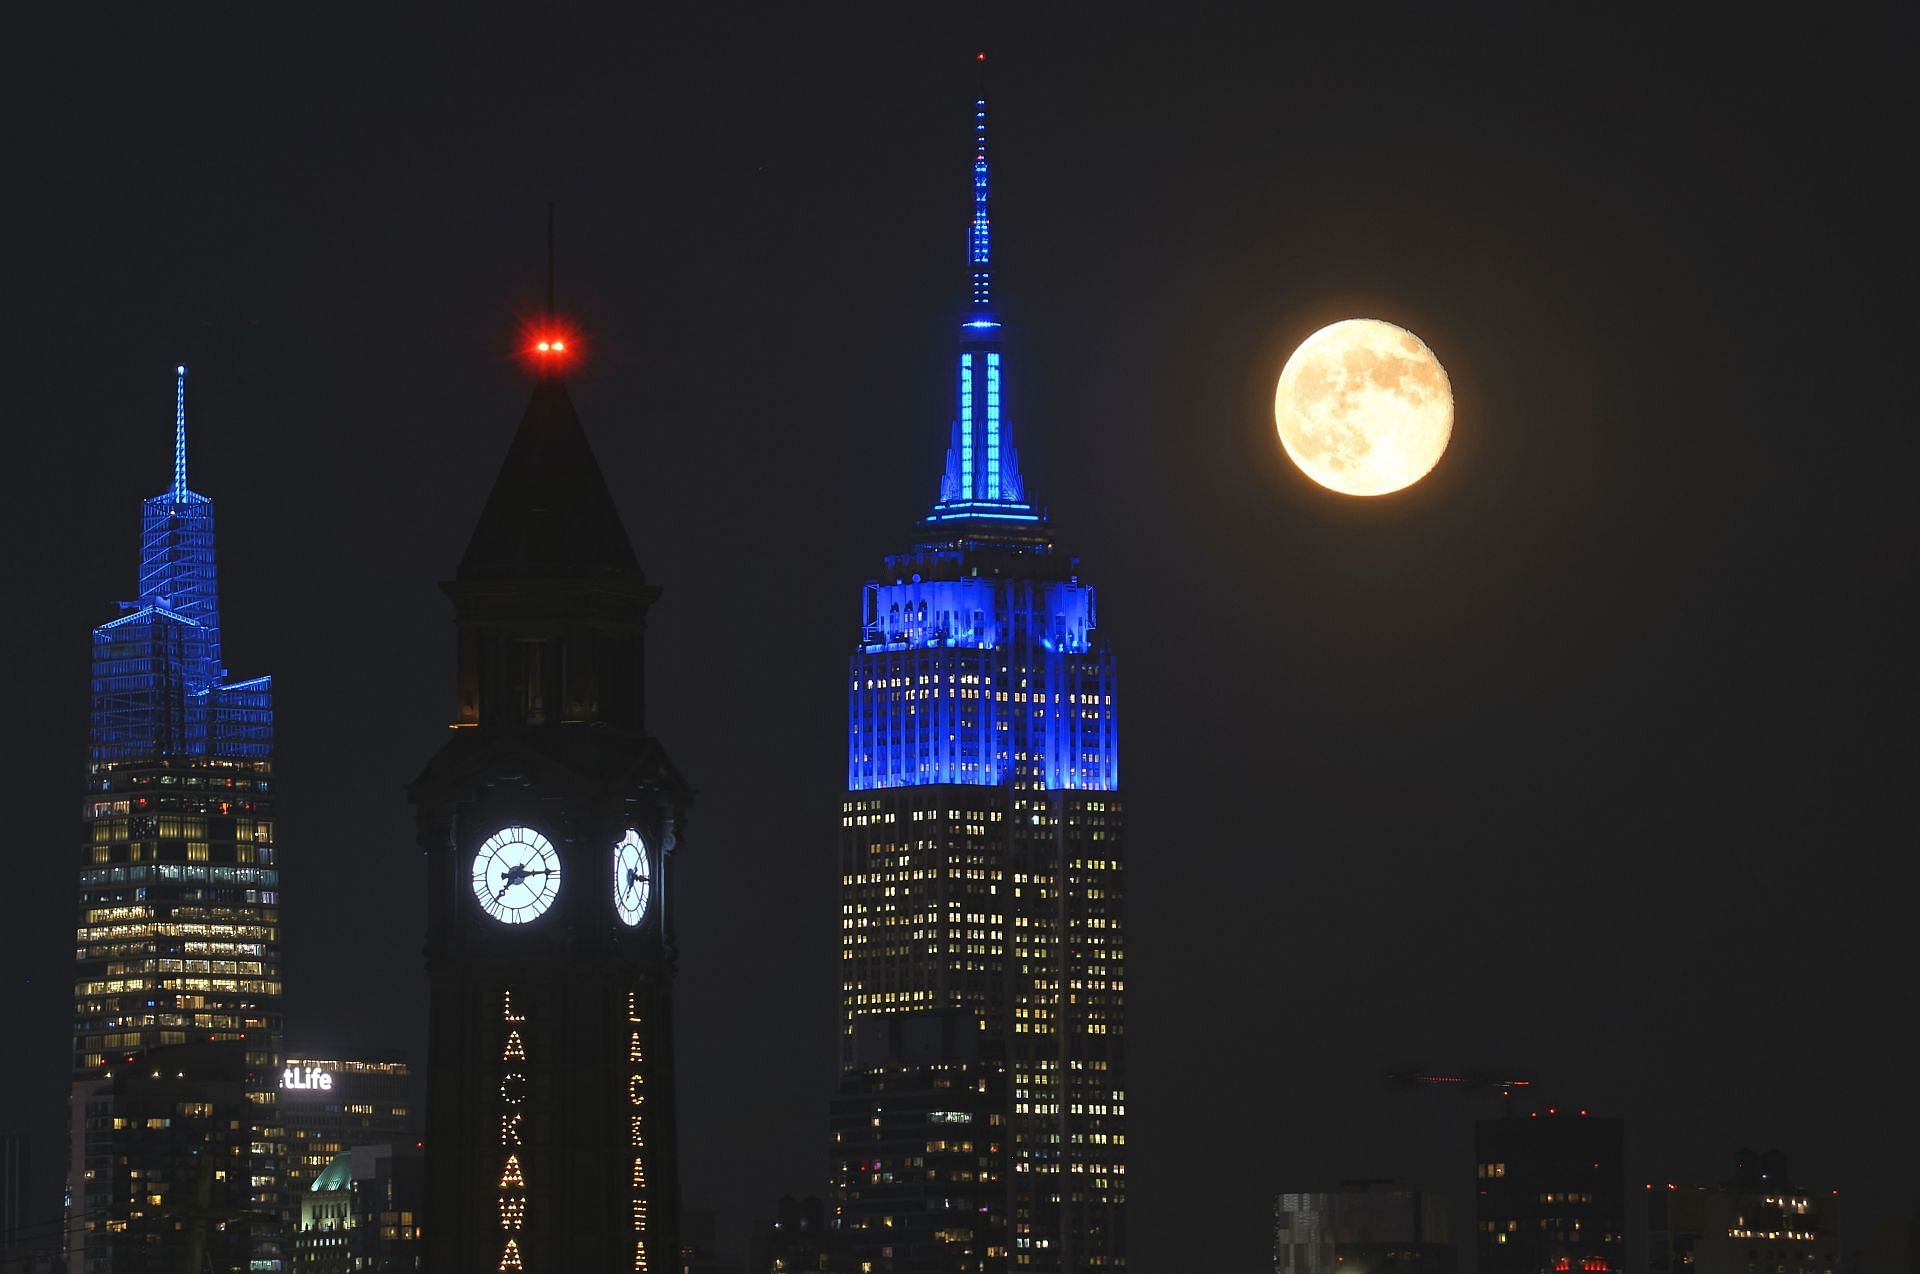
[173,365,188,501]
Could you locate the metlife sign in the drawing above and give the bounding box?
[281,1065,334,1092]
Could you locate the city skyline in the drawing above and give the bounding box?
[1,9,1910,1271]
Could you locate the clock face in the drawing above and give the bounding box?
[613,829,651,926]
[471,827,561,924]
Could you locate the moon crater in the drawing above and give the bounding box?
[1274,319,1453,496]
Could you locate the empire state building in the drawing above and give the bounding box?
[831,75,1127,1273]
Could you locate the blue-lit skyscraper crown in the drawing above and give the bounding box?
[930,95,1038,525]
[849,89,1118,793]
[138,366,220,659]
[90,366,272,762]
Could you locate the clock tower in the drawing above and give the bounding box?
[410,347,689,1273]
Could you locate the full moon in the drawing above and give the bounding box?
[1273,318,1453,496]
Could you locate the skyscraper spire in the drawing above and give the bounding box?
[930,60,1037,526]
[138,363,221,679]
[173,364,188,501]
[967,57,994,321]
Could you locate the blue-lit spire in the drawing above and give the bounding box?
[92,365,272,764]
[968,85,993,316]
[173,364,188,500]
[138,364,220,663]
[932,67,1038,526]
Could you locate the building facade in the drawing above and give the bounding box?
[831,84,1126,1273]
[3,1131,51,1273]
[679,1208,742,1274]
[279,1055,414,1194]
[72,1041,260,1274]
[1476,1110,1625,1274]
[829,1014,1007,1269]
[410,350,690,1272]
[1647,1151,1840,1274]
[69,367,283,1274]
[1274,1182,1455,1274]
[291,1144,422,1274]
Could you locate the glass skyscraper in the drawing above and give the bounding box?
[832,84,1127,1272]
[69,367,283,1273]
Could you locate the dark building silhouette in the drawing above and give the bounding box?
[70,367,283,1274]
[831,1015,1006,1268]
[2,1134,25,1256]
[71,1041,258,1274]
[410,343,690,1273]
[1862,1201,1918,1274]
[678,1208,741,1274]
[750,1196,833,1274]
[1647,1150,1839,1274]
[1476,1109,1625,1274]
[1273,1181,1454,1274]
[831,75,1127,1274]
[2,1132,49,1274]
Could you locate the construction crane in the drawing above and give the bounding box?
[1385,1065,1537,1112]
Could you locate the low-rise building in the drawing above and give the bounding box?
[1477,1108,1625,1274]
[1647,1150,1839,1274]
[291,1143,421,1274]
[1274,1180,1454,1274]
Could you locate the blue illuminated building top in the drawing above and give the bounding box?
[930,96,1038,525]
[90,366,272,763]
[849,88,1118,792]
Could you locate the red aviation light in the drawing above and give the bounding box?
[520,317,579,370]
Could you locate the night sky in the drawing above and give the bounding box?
[4,8,1913,1270]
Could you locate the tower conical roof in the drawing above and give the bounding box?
[457,376,642,582]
